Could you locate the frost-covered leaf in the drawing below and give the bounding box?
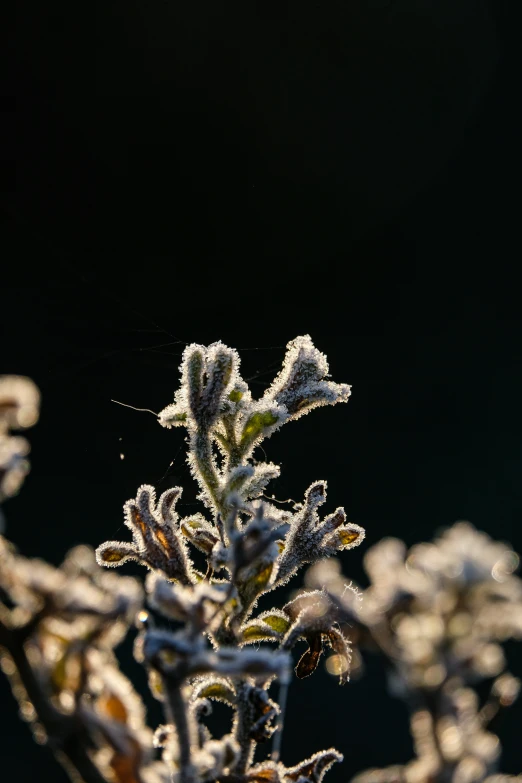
[198,344,238,428]
[248,762,283,783]
[241,622,280,644]
[259,611,292,634]
[237,559,275,614]
[263,335,351,422]
[295,634,324,679]
[157,403,187,429]
[275,482,364,585]
[243,463,282,500]
[180,514,219,555]
[95,541,139,567]
[98,484,194,583]
[239,406,287,452]
[241,609,292,644]
[326,627,352,685]
[192,677,236,705]
[185,346,205,420]
[226,465,255,495]
[284,749,343,783]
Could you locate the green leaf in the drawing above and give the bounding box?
[194,680,236,705]
[240,410,281,448]
[241,623,279,643]
[238,561,274,611]
[260,613,291,634]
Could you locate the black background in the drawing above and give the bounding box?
[2,0,522,780]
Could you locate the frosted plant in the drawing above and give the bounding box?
[0,336,365,783]
[305,524,522,783]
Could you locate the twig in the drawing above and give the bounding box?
[163,675,194,783]
[0,618,108,783]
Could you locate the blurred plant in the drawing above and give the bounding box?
[0,375,39,506]
[305,525,522,783]
[0,336,365,783]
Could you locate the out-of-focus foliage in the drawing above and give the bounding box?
[305,524,522,783]
[0,375,39,504]
[0,337,364,783]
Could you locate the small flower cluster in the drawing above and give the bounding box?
[305,523,522,783]
[0,337,365,783]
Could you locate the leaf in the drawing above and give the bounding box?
[261,613,291,634]
[295,634,324,679]
[193,678,236,705]
[199,345,237,425]
[180,517,218,554]
[95,541,138,567]
[185,348,205,418]
[326,627,351,685]
[322,523,365,554]
[285,749,343,783]
[226,465,255,494]
[243,462,281,499]
[242,623,280,643]
[241,610,291,643]
[158,403,188,428]
[264,335,351,421]
[238,561,274,610]
[240,409,283,449]
[248,763,282,783]
[339,530,359,546]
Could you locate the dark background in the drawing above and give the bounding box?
[2,0,522,780]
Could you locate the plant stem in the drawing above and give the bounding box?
[271,676,289,762]
[234,680,255,775]
[0,620,108,783]
[164,676,194,783]
[193,431,223,514]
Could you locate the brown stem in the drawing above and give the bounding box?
[234,680,255,775]
[163,675,194,783]
[0,620,108,783]
[271,676,289,762]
